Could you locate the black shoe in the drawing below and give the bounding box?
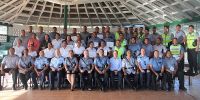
[32,86,38,90]
[12,85,16,90]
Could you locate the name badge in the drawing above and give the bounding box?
[170,66,175,71]
[97,34,103,39]
[71,36,77,42]
[89,51,97,58]
[106,42,114,47]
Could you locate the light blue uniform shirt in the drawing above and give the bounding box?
[18,56,33,68]
[150,57,163,71]
[94,56,109,71]
[128,43,141,56]
[34,57,49,69]
[79,57,93,71]
[64,57,78,71]
[164,57,177,71]
[142,44,153,57]
[122,57,136,74]
[50,56,64,69]
[137,55,150,69]
[174,30,186,44]
[109,57,122,71]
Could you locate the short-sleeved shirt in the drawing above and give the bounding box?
[44,48,55,58]
[174,30,186,44]
[65,57,78,71]
[150,57,163,71]
[1,55,19,69]
[50,57,64,69]
[164,57,177,71]
[137,55,150,69]
[87,47,97,58]
[153,44,167,57]
[142,44,153,57]
[60,46,72,58]
[34,57,49,69]
[13,36,29,48]
[97,46,111,56]
[37,32,46,42]
[13,45,25,57]
[128,43,141,56]
[73,46,85,55]
[18,56,33,68]
[122,57,136,74]
[28,51,37,58]
[52,39,63,49]
[109,57,122,71]
[94,56,109,71]
[79,57,93,71]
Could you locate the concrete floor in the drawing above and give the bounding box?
[0,75,200,100]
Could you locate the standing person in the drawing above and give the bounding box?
[61,28,68,40]
[40,34,51,50]
[153,38,167,58]
[128,37,141,58]
[13,30,29,48]
[142,38,154,58]
[27,26,35,38]
[94,49,110,91]
[149,26,161,45]
[18,49,38,90]
[49,27,58,40]
[37,26,46,42]
[1,48,19,90]
[113,40,125,58]
[170,38,186,90]
[64,50,78,91]
[186,25,198,74]
[80,26,90,44]
[174,24,186,48]
[161,26,174,49]
[79,50,94,91]
[109,50,122,90]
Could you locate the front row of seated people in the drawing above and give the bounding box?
[1,45,180,92]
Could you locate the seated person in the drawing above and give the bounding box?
[34,50,49,89]
[137,48,150,89]
[64,50,78,91]
[109,50,122,90]
[79,50,94,91]
[149,50,164,90]
[122,50,137,89]
[94,49,110,91]
[49,49,65,90]
[1,48,19,90]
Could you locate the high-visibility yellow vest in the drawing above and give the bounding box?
[121,39,127,47]
[161,33,171,46]
[115,32,120,40]
[186,32,196,49]
[114,46,125,58]
[170,44,181,55]
[138,33,145,42]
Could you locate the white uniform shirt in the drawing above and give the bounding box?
[44,48,55,58]
[13,45,25,57]
[52,39,63,49]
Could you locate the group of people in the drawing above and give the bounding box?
[0,24,199,92]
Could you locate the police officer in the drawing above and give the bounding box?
[137,48,150,89]
[113,40,125,58]
[128,37,141,58]
[122,50,137,89]
[64,50,78,91]
[49,49,65,90]
[1,48,19,90]
[163,50,178,91]
[170,38,186,90]
[34,50,49,89]
[149,50,164,90]
[186,25,198,74]
[142,38,153,58]
[109,50,122,90]
[79,50,94,91]
[18,49,37,90]
[94,49,110,91]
